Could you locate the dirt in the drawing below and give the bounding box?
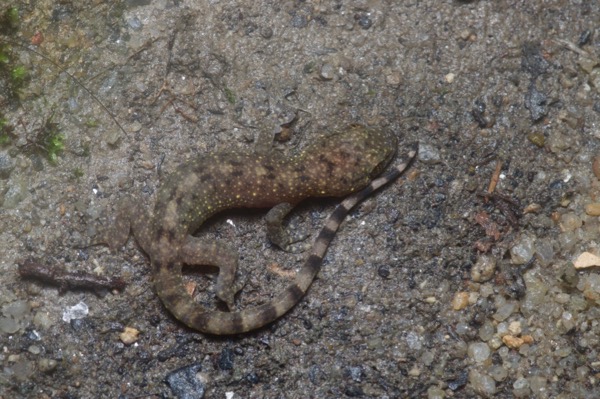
[1,1,600,398]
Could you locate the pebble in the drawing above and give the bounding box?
[11,359,34,382]
[590,69,600,94]
[2,300,30,317]
[528,375,548,395]
[478,321,495,342]
[489,365,508,382]
[218,347,234,371]
[0,151,15,179]
[471,255,496,282]
[557,231,577,252]
[502,335,533,349]
[584,203,600,216]
[291,14,308,28]
[2,177,27,208]
[103,128,121,147]
[561,311,575,331]
[418,143,441,164]
[0,317,19,334]
[38,358,58,373]
[527,131,545,147]
[355,13,372,29]
[577,273,600,303]
[510,234,536,264]
[260,26,273,39]
[320,63,335,80]
[488,336,503,350]
[523,203,542,213]
[377,265,391,279]
[534,240,555,266]
[62,301,88,323]
[468,342,491,364]
[513,377,529,390]
[405,331,423,350]
[559,212,582,232]
[119,327,140,345]
[408,365,421,377]
[493,301,516,322]
[452,291,469,310]
[127,16,142,30]
[33,310,53,329]
[508,321,522,335]
[469,369,496,396]
[573,252,600,269]
[427,386,445,399]
[166,363,206,399]
[385,71,401,86]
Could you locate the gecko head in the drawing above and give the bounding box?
[307,125,398,196]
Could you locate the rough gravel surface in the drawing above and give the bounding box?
[1,1,600,398]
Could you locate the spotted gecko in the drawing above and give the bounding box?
[102,125,416,334]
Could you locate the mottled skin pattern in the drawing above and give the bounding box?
[106,125,416,334]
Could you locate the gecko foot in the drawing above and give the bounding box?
[215,273,246,311]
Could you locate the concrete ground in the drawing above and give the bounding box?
[1,1,600,398]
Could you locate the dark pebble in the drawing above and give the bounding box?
[218,347,234,370]
[291,14,308,28]
[355,14,372,29]
[346,366,364,382]
[345,385,365,397]
[260,26,273,39]
[166,363,205,399]
[524,83,548,122]
[578,30,591,46]
[448,370,469,391]
[377,265,391,279]
[246,372,260,384]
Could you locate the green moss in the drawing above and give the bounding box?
[303,61,316,74]
[46,133,65,164]
[24,116,66,165]
[0,44,11,66]
[85,119,99,128]
[1,6,19,34]
[6,7,18,25]
[10,65,26,85]
[0,117,12,146]
[224,87,236,104]
[80,143,90,157]
[71,167,84,179]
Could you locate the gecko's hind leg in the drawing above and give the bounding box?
[265,203,311,253]
[180,237,242,311]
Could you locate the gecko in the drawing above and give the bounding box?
[101,125,416,334]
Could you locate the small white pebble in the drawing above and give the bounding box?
[508,321,522,335]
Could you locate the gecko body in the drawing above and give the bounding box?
[107,125,415,334]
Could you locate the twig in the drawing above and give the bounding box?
[487,160,503,194]
[18,258,126,294]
